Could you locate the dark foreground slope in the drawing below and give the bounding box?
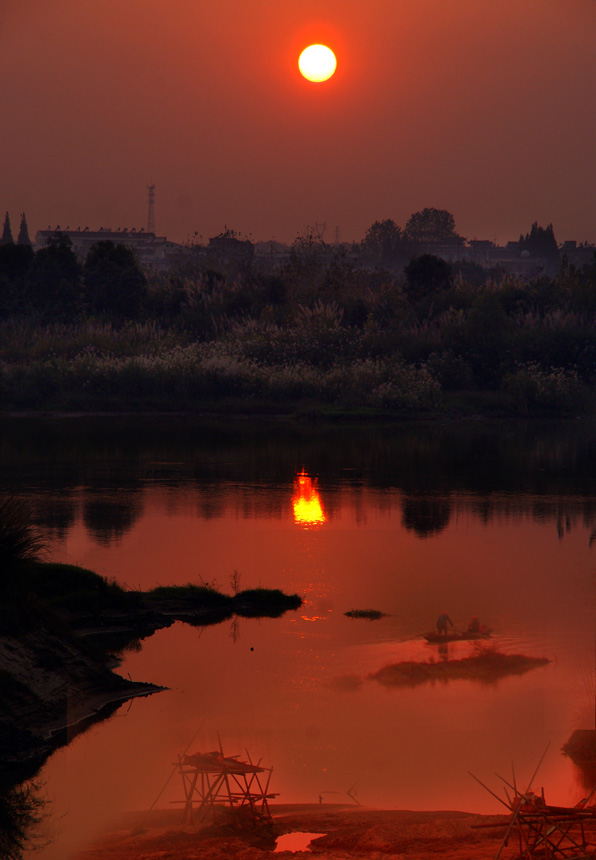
[0,562,302,786]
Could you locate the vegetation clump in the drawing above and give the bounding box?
[0,498,45,574]
[233,588,303,618]
[0,781,46,860]
[0,498,303,634]
[370,650,550,688]
[1,214,595,418]
[345,609,386,620]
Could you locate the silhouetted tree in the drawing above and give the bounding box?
[405,208,464,246]
[17,213,31,247]
[0,243,34,316]
[289,227,330,270]
[404,254,453,303]
[518,222,558,259]
[459,292,511,387]
[1,212,14,246]
[361,219,407,267]
[83,240,147,319]
[25,234,82,318]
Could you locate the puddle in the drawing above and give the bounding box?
[274,831,327,853]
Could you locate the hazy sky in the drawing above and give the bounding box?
[2,0,595,245]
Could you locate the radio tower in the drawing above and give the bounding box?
[147,183,156,234]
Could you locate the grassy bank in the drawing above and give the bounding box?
[5,561,303,642]
[1,318,593,419]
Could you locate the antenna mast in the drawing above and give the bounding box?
[147,183,156,234]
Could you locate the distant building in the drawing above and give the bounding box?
[207,231,254,267]
[409,238,561,278]
[253,240,292,270]
[33,226,184,269]
[559,240,596,269]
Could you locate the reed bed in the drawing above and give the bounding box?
[0,339,441,411]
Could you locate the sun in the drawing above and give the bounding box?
[298,44,337,83]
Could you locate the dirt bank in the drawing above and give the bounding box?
[0,620,164,784]
[0,575,301,785]
[73,805,510,860]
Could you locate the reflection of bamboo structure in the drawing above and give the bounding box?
[173,746,277,829]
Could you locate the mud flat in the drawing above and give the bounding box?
[72,805,510,860]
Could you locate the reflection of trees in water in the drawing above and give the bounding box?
[466,496,596,541]
[83,492,142,545]
[401,495,452,538]
[4,417,596,539]
[29,495,76,540]
[0,781,47,860]
[562,730,596,795]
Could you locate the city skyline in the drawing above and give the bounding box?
[2,0,595,246]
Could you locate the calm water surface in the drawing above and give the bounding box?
[3,417,596,858]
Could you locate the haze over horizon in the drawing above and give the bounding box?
[2,0,595,246]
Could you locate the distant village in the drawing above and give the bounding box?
[3,209,595,280]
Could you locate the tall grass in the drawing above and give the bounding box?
[0,498,45,570]
[0,320,182,362]
[0,313,443,411]
[0,782,47,860]
[0,342,441,411]
[2,267,595,415]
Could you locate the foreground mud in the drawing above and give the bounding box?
[74,805,511,860]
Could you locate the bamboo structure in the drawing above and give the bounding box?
[173,746,277,829]
[471,759,596,860]
[499,788,596,859]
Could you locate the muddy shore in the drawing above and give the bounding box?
[72,804,512,860]
[0,585,301,784]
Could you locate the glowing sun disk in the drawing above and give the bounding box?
[298,44,337,83]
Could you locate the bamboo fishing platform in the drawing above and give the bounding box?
[172,745,278,829]
[501,790,596,859]
[471,753,596,859]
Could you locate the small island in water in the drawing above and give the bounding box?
[370,650,550,688]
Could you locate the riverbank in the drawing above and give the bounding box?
[0,557,302,786]
[73,804,511,860]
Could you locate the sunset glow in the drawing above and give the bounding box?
[292,470,327,526]
[298,44,337,82]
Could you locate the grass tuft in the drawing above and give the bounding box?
[233,588,302,618]
[345,609,386,620]
[0,498,45,574]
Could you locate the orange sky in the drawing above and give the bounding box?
[2,0,595,245]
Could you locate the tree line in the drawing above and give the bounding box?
[2,207,596,415]
[0,233,148,320]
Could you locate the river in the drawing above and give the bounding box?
[2,415,596,858]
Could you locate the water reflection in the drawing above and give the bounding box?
[401,494,451,538]
[4,418,596,544]
[2,418,596,856]
[292,471,326,527]
[369,646,551,688]
[563,730,596,793]
[82,492,143,545]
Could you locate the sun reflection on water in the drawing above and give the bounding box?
[292,470,327,527]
